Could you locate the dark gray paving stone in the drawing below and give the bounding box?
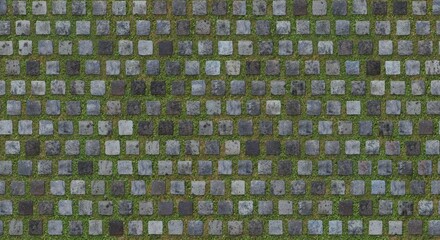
[294,0,308,15]
[393,1,407,15]
[178,201,193,216]
[409,220,423,235]
[29,220,43,235]
[333,0,347,15]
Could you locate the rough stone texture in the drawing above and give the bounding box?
[0,0,437,237]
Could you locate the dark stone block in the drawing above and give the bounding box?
[166,61,181,75]
[318,161,332,175]
[177,20,190,35]
[151,81,166,95]
[251,81,266,95]
[158,201,173,215]
[311,181,325,195]
[286,141,300,155]
[246,61,261,75]
[339,200,353,216]
[17,161,31,176]
[410,180,425,195]
[378,160,392,175]
[245,140,260,156]
[179,121,193,136]
[398,201,413,216]
[256,20,270,35]
[359,200,373,216]
[332,0,347,15]
[373,1,387,15]
[138,121,153,135]
[218,201,233,215]
[393,1,407,15]
[238,120,253,136]
[26,61,40,75]
[249,220,263,236]
[205,141,220,155]
[78,161,93,175]
[408,220,423,235]
[98,40,113,55]
[379,121,393,136]
[131,81,146,95]
[294,0,308,15]
[338,40,353,55]
[18,200,33,215]
[366,60,381,75]
[151,180,166,195]
[111,80,125,95]
[291,81,306,95]
[359,121,373,136]
[259,41,273,55]
[159,121,174,135]
[231,81,246,95]
[286,61,300,75]
[29,220,43,235]
[338,160,352,175]
[109,220,124,236]
[211,80,225,96]
[301,202,315,216]
[288,220,302,235]
[367,100,381,115]
[351,81,366,95]
[286,100,301,115]
[419,120,433,135]
[38,201,53,215]
[166,101,182,115]
[266,141,281,155]
[198,161,212,175]
[66,60,80,75]
[212,0,227,15]
[159,41,173,55]
[418,41,432,55]
[153,0,168,14]
[238,160,252,175]
[127,101,141,115]
[172,81,185,95]
[26,100,41,115]
[278,160,292,176]
[70,81,84,95]
[72,1,86,15]
[30,180,45,195]
[398,161,413,175]
[188,221,203,236]
[266,60,280,75]
[358,41,373,55]
[111,181,125,196]
[46,141,61,155]
[178,201,193,216]
[259,121,272,135]
[66,101,81,115]
[172,0,187,15]
[69,221,83,236]
[26,140,40,156]
[406,141,421,156]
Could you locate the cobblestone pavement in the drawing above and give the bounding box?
[1,0,440,237]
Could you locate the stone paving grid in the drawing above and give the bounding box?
[2,0,440,237]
